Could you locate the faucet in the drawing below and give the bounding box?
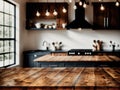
[42,41,49,50]
[110,41,119,51]
[42,40,47,46]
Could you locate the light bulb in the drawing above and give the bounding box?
[69,0,72,3]
[115,1,119,7]
[36,11,40,17]
[53,10,58,16]
[73,5,77,9]
[83,3,87,8]
[100,4,105,11]
[79,1,82,6]
[62,23,66,29]
[62,7,67,13]
[45,10,50,16]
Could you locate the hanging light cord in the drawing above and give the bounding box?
[47,0,49,10]
[64,0,65,9]
[55,0,56,10]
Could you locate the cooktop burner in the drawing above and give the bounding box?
[68,49,93,55]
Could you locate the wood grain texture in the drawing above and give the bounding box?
[94,67,119,87]
[75,68,95,87]
[34,55,120,62]
[0,67,120,90]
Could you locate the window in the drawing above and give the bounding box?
[0,0,16,68]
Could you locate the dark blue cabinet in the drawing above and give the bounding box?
[23,50,50,67]
[38,62,65,67]
[23,50,120,67]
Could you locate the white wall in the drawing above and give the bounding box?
[12,0,28,66]
[26,29,120,51]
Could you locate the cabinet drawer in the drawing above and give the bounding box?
[38,62,65,67]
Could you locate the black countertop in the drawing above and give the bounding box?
[23,50,68,53]
[23,49,120,55]
[68,49,120,55]
[93,50,120,54]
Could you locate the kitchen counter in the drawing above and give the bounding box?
[34,54,120,62]
[93,50,120,54]
[50,50,68,53]
[34,54,120,67]
[68,49,120,56]
[0,67,120,90]
[23,50,120,67]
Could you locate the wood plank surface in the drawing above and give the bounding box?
[108,55,120,61]
[103,67,120,83]
[0,67,120,87]
[0,67,120,90]
[57,68,84,86]
[50,68,74,86]
[30,68,68,86]
[95,68,119,87]
[75,68,95,87]
[34,54,120,62]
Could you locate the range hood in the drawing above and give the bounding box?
[66,3,92,29]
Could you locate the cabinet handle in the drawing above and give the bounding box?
[104,17,106,27]
[49,65,57,67]
[34,54,37,57]
[107,17,109,27]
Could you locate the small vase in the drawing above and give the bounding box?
[112,45,115,51]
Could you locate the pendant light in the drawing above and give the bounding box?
[36,0,40,17]
[73,0,77,9]
[100,0,105,11]
[45,9,50,16]
[115,0,119,7]
[100,4,105,11]
[62,0,67,13]
[45,0,50,16]
[79,0,82,6]
[36,11,40,17]
[62,7,67,13]
[53,0,58,16]
[53,10,58,16]
[79,0,87,8]
[68,0,72,3]
[73,5,77,9]
[83,2,87,8]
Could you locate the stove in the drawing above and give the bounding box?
[68,49,93,55]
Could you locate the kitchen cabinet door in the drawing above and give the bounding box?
[93,4,108,29]
[23,54,36,67]
[93,2,120,30]
[108,5,120,29]
[23,51,50,67]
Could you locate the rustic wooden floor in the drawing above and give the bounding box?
[0,67,120,90]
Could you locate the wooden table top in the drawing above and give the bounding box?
[34,54,120,62]
[0,67,120,89]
